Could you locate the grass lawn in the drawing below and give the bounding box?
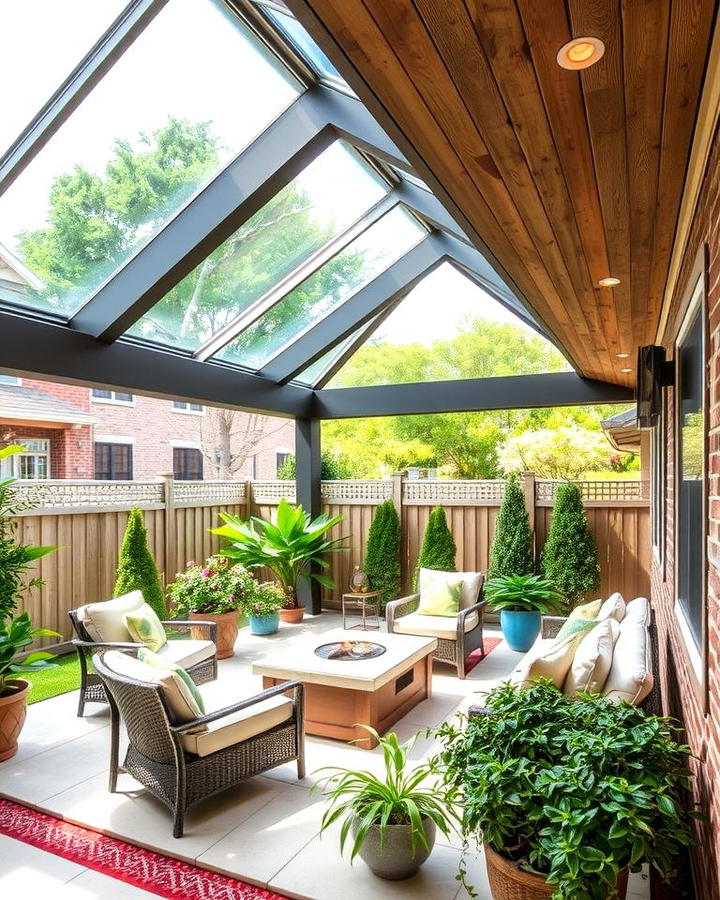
[24,652,80,704]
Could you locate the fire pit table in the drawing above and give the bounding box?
[252,629,437,748]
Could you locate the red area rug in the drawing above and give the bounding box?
[464,635,503,675]
[0,797,288,900]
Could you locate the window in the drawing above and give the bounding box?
[0,375,20,386]
[95,443,133,480]
[651,400,665,563]
[675,273,706,674]
[172,401,204,414]
[91,388,133,404]
[276,451,290,475]
[0,439,50,479]
[174,447,203,481]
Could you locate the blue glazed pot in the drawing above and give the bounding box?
[500,609,541,652]
[248,612,280,636]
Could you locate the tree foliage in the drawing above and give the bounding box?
[364,500,401,610]
[413,506,456,589]
[540,483,600,612]
[114,508,167,619]
[488,476,534,579]
[499,426,611,479]
[276,450,351,480]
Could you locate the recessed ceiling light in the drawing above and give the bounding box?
[616,353,629,359]
[557,37,605,70]
[620,368,632,373]
[599,276,621,287]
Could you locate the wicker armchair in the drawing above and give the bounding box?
[70,605,218,717]
[93,649,305,838]
[386,570,486,679]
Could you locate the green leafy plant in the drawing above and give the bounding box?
[0,445,57,622]
[0,612,60,697]
[212,499,347,609]
[244,581,286,618]
[114,508,167,619]
[484,574,562,613]
[364,500,401,611]
[433,681,697,900]
[314,727,459,861]
[541,482,600,612]
[277,450,351,480]
[167,556,255,617]
[413,506,456,590]
[487,475,533,579]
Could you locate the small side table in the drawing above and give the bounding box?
[342,591,381,631]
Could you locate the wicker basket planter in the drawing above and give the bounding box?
[0,679,30,763]
[484,845,629,900]
[190,611,238,659]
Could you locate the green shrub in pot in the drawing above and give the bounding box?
[433,680,697,900]
[485,574,562,651]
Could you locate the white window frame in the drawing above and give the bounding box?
[171,400,204,415]
[91,388,134,405]
[0,374,21,386]
[1,438,51,479]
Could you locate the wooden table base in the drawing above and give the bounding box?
[263,652,433,749]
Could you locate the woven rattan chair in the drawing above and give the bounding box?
[93,649,305,838]
[70,606,218,717]
[386,569,486,679]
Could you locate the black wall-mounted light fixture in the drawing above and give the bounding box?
[635,346,675,428]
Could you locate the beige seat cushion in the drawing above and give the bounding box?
[598,592,626,623]
[602,622,654,706]
[156,639,215,669]
[510,632,583,689]
[79,591,145,642]
[393,610,478,641]
[622,596,651,629]
[181,695,294,758]
[418,568,483,610]
[102,650,205,730]
[563,618,619,696]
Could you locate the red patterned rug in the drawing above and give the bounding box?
[0,797,289,899]
[464,635,503,674]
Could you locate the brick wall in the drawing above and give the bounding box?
[653,118,720,896]
[21,378,92,412]
[2,423,93,478]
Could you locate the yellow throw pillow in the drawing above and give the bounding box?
[124,603,167,652]
[138,647,205,713]
[568,599,602,622]
[417,575,463,617]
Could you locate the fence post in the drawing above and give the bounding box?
[245,479,255,518]
[522,471,536,540]
[391,473,406,591]
[159,472,175,589]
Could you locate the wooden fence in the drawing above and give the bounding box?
[12,475,649,647]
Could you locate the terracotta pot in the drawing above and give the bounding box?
[279,606,306,624]
[190,610,239,659]
[484,844,628,900]
[0,679,30,763]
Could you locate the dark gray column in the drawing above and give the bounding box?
[295,418,322,615]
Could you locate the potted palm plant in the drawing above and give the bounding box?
[314,727,458,880]
[485,573,562,651]
[243,581,286,635]
[167,557,255,658]
[434,681,697,900]
[0,613,59,762]
[212,499,347,623]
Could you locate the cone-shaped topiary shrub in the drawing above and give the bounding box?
[488,475,534,579]
[114,508,167,618]
[364,500,401,611]
[540,482,600,613]
[413,506,456,589]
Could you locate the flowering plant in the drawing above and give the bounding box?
[167,556,255,617]
[244,582,286,619]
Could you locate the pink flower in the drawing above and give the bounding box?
[202,568,213,577]
[186,560,195,567]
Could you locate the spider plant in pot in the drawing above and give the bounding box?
[212,499,348,623]
[484,574,562,651]
[313,727,459,880]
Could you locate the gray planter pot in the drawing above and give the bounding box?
[352,816,436,879]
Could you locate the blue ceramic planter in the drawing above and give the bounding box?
[500,609,541,652]
[248,612,280,636]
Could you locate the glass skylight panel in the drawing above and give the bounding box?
[0,0,128,157]
[0,0,300,319]
[130,142,388,349]
[294,319,378,386]
[214,206,426,370]
[391,166,431,192]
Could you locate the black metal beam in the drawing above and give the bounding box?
[0,312,312,417]
[313,373,634,419]
[259,236,444,384]
[0,0,169,196]
[294,417,322,614]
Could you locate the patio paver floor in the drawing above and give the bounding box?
[0,613,649,899]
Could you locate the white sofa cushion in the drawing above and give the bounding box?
[563,618,619,696]
[510,632,583,690]
[394,610,479,641]
[602,621,654,706]
[79,590,145,643]
[622,596,651,629]
[598,592,626,623]
[181,694,294,758]
[418,568,483,610]
[156,639,215,669]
